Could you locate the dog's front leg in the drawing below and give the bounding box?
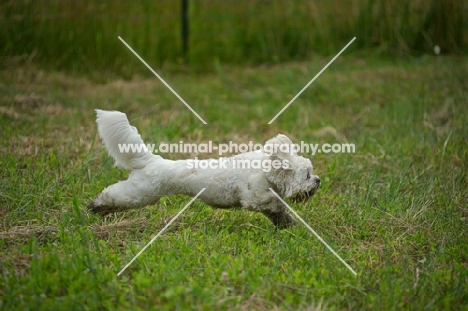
[242,192,297,229]
[261,210,297,229]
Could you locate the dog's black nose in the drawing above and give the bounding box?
[314,176,320,185]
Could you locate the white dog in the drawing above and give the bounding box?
[88,110,320,228]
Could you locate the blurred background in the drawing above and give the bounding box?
[1,0,466,76]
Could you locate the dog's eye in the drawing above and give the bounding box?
[306,172,310,180]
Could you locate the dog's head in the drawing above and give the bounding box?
[264,134,320,201]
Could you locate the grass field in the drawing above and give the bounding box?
[2,0,467,74]
[1,53,467,310]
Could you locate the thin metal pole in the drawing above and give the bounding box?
[181,0,189,61]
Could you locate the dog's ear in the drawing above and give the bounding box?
[264,134,297,197]
[264,134,297,164]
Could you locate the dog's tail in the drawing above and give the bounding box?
[95,109,154,170]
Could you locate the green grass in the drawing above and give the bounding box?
[0,54,467,310]
[1,0,467,74]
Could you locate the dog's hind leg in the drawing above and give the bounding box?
[88,172,161,215]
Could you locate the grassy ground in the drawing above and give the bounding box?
[0,54,467,310]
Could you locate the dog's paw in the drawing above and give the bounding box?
[87,200,113,216]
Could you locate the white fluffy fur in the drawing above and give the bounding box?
[89,110,320,228]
